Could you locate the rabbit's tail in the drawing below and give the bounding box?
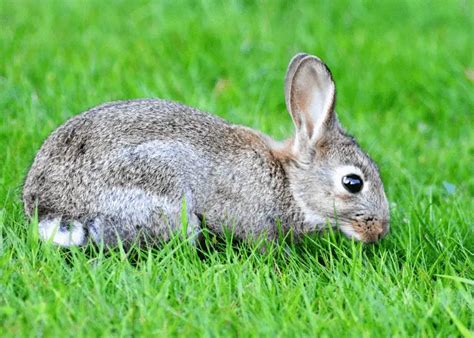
[38,216,96,247]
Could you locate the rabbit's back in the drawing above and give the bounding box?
[52,99,232,150]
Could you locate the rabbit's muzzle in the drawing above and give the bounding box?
[351,217,390,243]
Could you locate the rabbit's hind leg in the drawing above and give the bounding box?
[37,210,201,248]
[93,211,202,248]
[37,189,202,248]
[88,188,202,247]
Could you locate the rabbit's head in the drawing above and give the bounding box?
[282,54,389,243]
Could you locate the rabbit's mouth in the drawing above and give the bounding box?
[298,201,389,243]
[336,217,389,243]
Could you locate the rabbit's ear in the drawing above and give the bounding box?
[285,54,336,149]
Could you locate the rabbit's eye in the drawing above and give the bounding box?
[342,174,363,193]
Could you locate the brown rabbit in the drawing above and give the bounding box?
[23,53,390,247]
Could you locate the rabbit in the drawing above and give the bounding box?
[23,53,390,248]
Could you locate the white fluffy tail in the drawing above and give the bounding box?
[38,217,86,247]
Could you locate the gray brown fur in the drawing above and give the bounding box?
[23,53,390,247]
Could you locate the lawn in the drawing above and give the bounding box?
[0,0,473,336]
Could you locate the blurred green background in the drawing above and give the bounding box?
[0,0,473,336]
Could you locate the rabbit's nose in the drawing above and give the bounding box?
[363,226,384,243]
[360,218,388,243]
[350,216,389,243]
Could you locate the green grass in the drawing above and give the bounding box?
[1,0,473,336]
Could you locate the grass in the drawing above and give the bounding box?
[0,0,473,336]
